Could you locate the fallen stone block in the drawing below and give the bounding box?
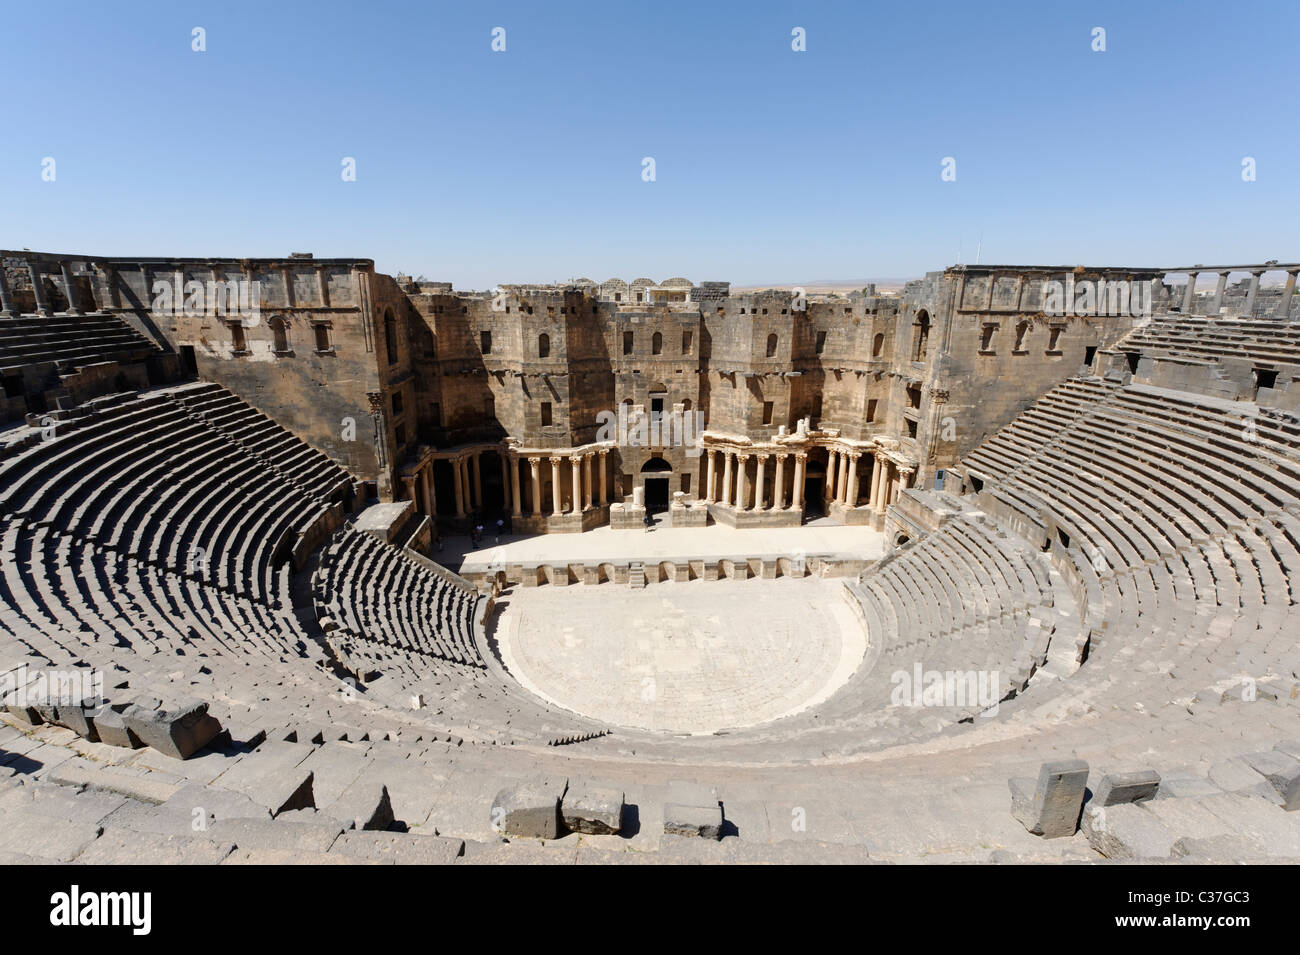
[663,802,723,840]
[1009,759,1089,838]
[1092,770,1161,807]
[491,776,567,839]
[561,781,624,835]
[92,697,157,749]
[52,699,100,743]
[1243,750,1300,811]
[1081,802,1175,859]
[211,742,316,816]
[121,698,221,760]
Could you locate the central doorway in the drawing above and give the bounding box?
[641,456,672,513]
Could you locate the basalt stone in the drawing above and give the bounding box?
[1092,770,1161,807]
[1010,759,1089,838]
[491,776,567,840]
[561,781,624,835]
[121,698,221,760]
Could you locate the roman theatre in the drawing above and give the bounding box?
[2,250,1300,862]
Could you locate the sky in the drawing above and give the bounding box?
[2,0,1296,289]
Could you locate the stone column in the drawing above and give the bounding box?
[570,457,582,514]
[420,465,433,516]
[837,453,850,504]
[755,454,767,510]
[721,452,733,506]
[1181,271,1198,313]
[736,454,750,510]
[60,261,81,315]
[461,457,473,514]
[550,457,562,515]
[599,450,609,503]
[792,453,806,509]
[316,267,330,308]
[824,450,838,501]
[871,459,888,513]
[1244,271,1263,318]
[451,459,466,517]
[774,453,787,509]
[28,262,51,317]
[509,455,522,517]
[528,457,541,515]
[705,450,716,502]
[582,454,593,509]
[0,265,14,317]
[845,453,860,506]
[868,454,883,509]
[1209,271,1229,315]
[1277,271,1298,319]
[470,452,482,509]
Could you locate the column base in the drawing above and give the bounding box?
[828,500,876,526]
[706,502,803,528]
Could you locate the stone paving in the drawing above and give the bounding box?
[450,518,887,573]
[494,576,865,734]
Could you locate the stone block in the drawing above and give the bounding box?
[1092,769,1161,807]
[561,781,624,835]
[663,781,723,840]
[1009,759,1089,838]
[1081,802,1175,859]
[121,697,221,760]
[324,779,394,831]
[92,707,143,749]
[1242,750,1300,810]
[491,776,567,839]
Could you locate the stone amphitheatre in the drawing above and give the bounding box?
[1,250,1298,864]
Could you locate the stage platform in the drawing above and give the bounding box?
[445,517,887,587]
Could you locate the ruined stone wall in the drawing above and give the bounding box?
[97,258,394,495]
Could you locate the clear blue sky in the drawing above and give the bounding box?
[3,0,1296,288]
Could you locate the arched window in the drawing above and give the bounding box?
[872,333,884,357]
[652,331,663,355]
[384,308,399,365]
[766,333,778,357]
[271,317,288,353]
[538,333,550,358]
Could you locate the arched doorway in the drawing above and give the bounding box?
[641,456,672,513]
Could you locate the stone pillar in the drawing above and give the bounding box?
[1181,271,1198,313]
[599,450,609,504]
[462,457,474,515]
[509,455,522,517]
[570,457,582,514]
[451,459,466,517]
[60,261,81,315]
[705,450,716,502]
[872,459,889,513]
[0,265,13,317]
[470,452,482,509]
[316,267,330,308]
[1277,272,1298,319]
[837,453,850,504]
[28,262,51,317]
[774,453,787,509]
[755,454,767,510]
[845,453,860,506]
[721,452,733,506]
[824,450,838,501]
[550,457,562,515]
[582,454,593,509]
[528,457,541,515]
[736,454,750,510]
[792,453,805,509]
[1209,271,1229,314]
[868,454,883,510]
[420,465,433,516]
[98,263,122,311]
[1244,271,1263,317]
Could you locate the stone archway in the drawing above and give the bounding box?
[641,456,672,512]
